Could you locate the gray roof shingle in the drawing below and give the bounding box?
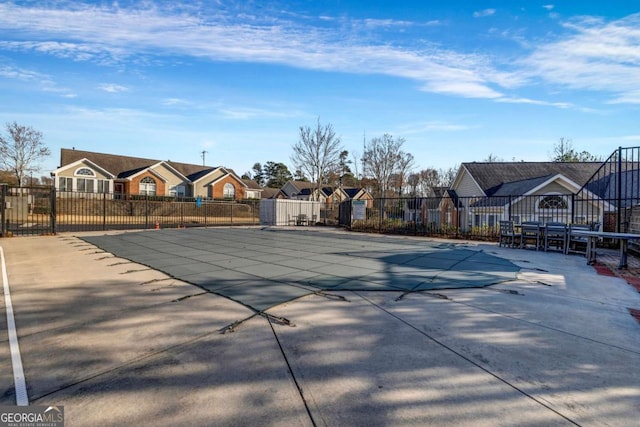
[463,162,602,196]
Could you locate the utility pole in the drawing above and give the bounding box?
[362,130,366,180]
[201,150,208,167]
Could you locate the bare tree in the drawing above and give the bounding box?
[551,137,601,162]
[291,118,343,200]
[0,122,51,187]
[438,165,458,187]
[363,134,399,197]
[484,153,503,162]
[395,151,415,196]
[407,172,420,196]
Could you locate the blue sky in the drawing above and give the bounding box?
[1,1,639,179]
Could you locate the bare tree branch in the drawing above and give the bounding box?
[0,122,50,187]
[291,118,343,200]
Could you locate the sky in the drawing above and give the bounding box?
[0,1,639,179]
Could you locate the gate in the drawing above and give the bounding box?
[575,146,640,233]
[1,184,55,236]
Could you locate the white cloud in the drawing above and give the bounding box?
[522,14,640,104]
[217,106,303,120]
[473,9,496,18]
[3,3,637,108]
[495,96,572,108]
[98,83,128,93]
[0,3,510,101]
[397,121,471,135]
[162,98,192,106]
[543,5,555,11]
[0,64,76,97]
[0,64,44,81]
[363,18,415,28]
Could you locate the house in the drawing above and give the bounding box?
[402,187,447,225]
[279,181,317,200]
[325,187,374,208]
[444,162,606,230]
[259,187,282,199]
[51,148,261,201]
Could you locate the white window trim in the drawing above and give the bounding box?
[536,193,571,213]
[74,167,96,177]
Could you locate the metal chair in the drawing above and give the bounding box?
[567,224,591,255]
[544,222,568,253]
[520,221,543,250]
[499,220,521,248]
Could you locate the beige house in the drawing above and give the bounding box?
[51,149,261,201]
[444,162,609,230]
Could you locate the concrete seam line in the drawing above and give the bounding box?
[1,246,29,406]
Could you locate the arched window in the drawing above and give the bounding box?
[223,183,235,199]
[538,195,568,210]
[75,167,95,176]
[139,177,157,196]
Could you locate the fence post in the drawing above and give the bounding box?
[145,195,149,229]
[50,186,56,234]
[180,199,184,227]
[102,192,107,231]
[617,146,623,232]
[1,184,6,236]
[230,202,234,224]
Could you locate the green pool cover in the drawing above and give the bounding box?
[82,228,520,312]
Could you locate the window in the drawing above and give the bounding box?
[538,195,568,209]
[59,177,73,192]
[77,178,94,193]
[139,177,157,196]
[75,167,95,176]
[97,180,109,193]
[169,185,185,197]
[223,183,235,199]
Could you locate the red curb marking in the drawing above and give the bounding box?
[593,264,616,277]
[622,276,640,292]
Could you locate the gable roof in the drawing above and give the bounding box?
[260,187,281,199]
[585,168,640,208]
[60,148,213,180]
[285,180,315,191]
[53,158,116,179]
[462,162,602,196]
[342,187,364,198]
[242,179,262,190]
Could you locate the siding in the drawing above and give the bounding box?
[454,168,484,197]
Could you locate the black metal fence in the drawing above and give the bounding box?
[576,146,640,234]
[3,147,640,240]
[341,147,640,241]
[345,194,605,240]
[1,186,260,236]
[1,184,55,236]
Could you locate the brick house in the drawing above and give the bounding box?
[51,149,261,201]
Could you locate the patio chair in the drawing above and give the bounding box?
[499,220,521,248]
[544,222,568,253]
[296,213,309,226]
[567,224,591,255]
[520,221,543,250]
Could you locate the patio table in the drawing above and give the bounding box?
[570,230,640,269]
